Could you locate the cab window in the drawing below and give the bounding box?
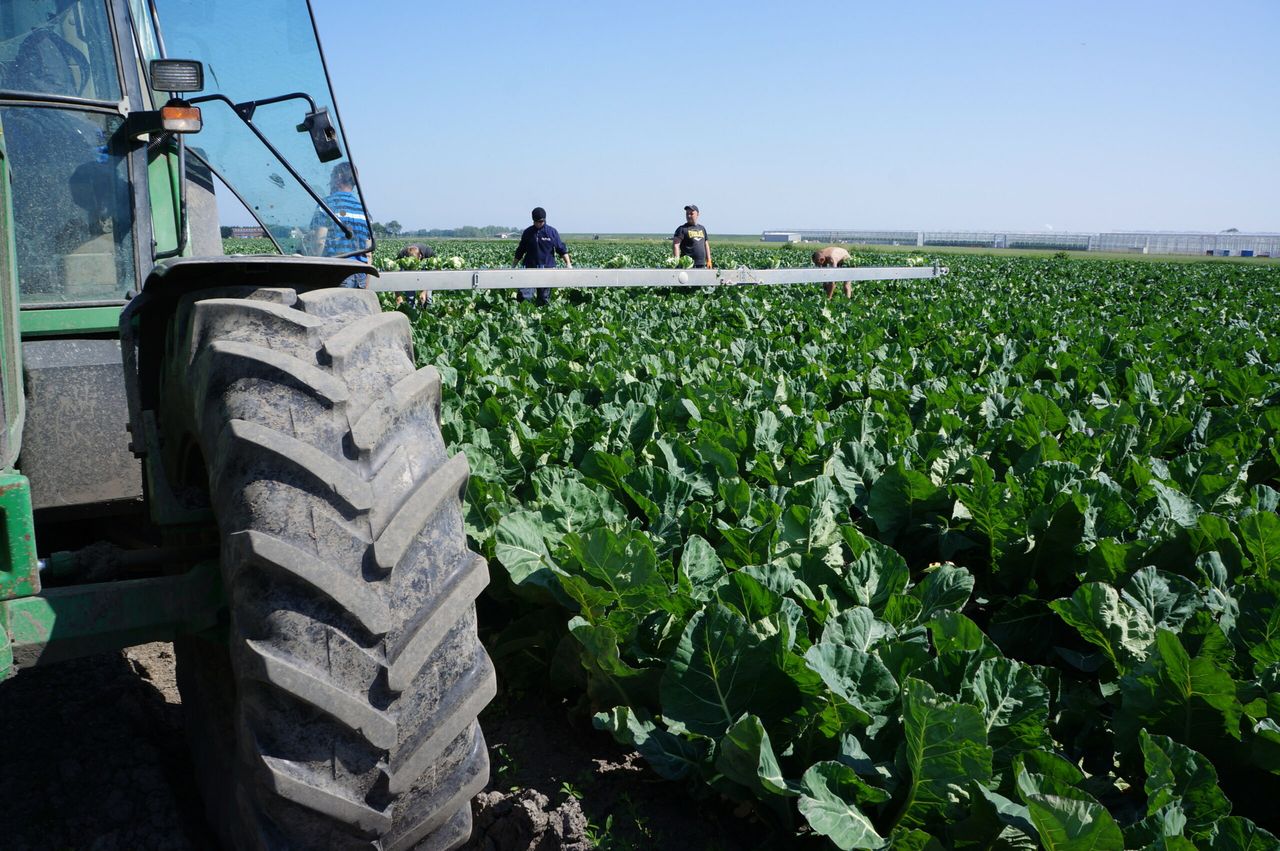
[0,107,136,304]
[0,0,122,102]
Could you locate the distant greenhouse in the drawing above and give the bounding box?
[922,232,998,249]
[776,230,919,246]
[1094,232,1280,257]
[918,232,1095,251]
[768,229,1278,257]
[1003,232,1093,251]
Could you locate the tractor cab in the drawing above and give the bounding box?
[0,0,373,513]
[0,0,370,313]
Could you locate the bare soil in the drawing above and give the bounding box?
[0,644,209,851]
[0,643,789,850]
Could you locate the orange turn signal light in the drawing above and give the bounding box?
[160,104,202,133]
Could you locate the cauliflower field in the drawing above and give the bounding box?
[238,238,1280,849]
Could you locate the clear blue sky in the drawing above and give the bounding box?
[311,0,1278,235]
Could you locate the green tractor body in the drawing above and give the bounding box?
[0,2,493,848]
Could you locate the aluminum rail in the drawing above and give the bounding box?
[368,263,947,293]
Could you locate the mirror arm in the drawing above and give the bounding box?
[152,132,189,260]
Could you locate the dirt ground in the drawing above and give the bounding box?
[0,643,786,851]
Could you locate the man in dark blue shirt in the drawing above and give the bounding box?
[513,206,571,305]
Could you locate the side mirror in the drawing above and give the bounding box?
[297,107,342,162]
[149,59,204,93]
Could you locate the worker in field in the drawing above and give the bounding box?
[307,161,371,288]
[673,204,712,269]
[396,243,435,307]
[399,243,435,262]
[813,246,853,299]
[513,206,571,305]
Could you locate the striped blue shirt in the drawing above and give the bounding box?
[311,190,371,258]
[311,190,371,286]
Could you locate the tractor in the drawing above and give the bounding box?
[0,1,494,848]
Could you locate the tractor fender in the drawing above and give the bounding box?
[119,256,376,523]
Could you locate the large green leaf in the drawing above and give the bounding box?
[911,564,976,623]
[1252,717,1280,773]
[797,761,887,850]
[1149,480,1202,529]
[928,611,1001,660]
[803,642,900,727]
[1124,803,1190,849]
[1116,629,1244,749]
[558,526,674,634]
[1121,567,1203,634]
[697,433,740,480]
[962,657,1052,777]
[952,785,1039,850]
[835,527,912,612]
[917,612,1001,697]
[952,455,1022,565]
[659,604,800,737]
[616,399,657,453]
[778,475,845,555]
[592,706,706,780]
[531,467,627,541]
[1238,511,1280,578]
[1012,769,1124,850]
[893,678,992,830]
[868,462,951,543]
[622,465,694,547]
[679,534,727,598]
[1049,582,1155,671]
[1236,581,1280,671]
[579,449,634,499]
[1139,730,1231,840]
[493,509,568,599]
[1206,816,1280,850]
[821,607,895,651]
[715,714,795,797]
[569,618,663,709]
[754,409,784,455]
[827,439,886,509]
[1023,794,1125,850]
[660,439,715,502]
[715,569,786,624]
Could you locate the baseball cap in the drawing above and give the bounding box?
[531,206,547,221]
[684,204,699,213]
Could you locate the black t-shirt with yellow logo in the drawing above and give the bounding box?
[673,223,709,267]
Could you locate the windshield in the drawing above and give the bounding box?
[149,0,370,258]
[0,0,122,102]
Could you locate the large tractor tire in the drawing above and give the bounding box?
[165,286,494,850]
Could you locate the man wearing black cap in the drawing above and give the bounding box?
[673,205,712,269]
[513,206,571,305]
